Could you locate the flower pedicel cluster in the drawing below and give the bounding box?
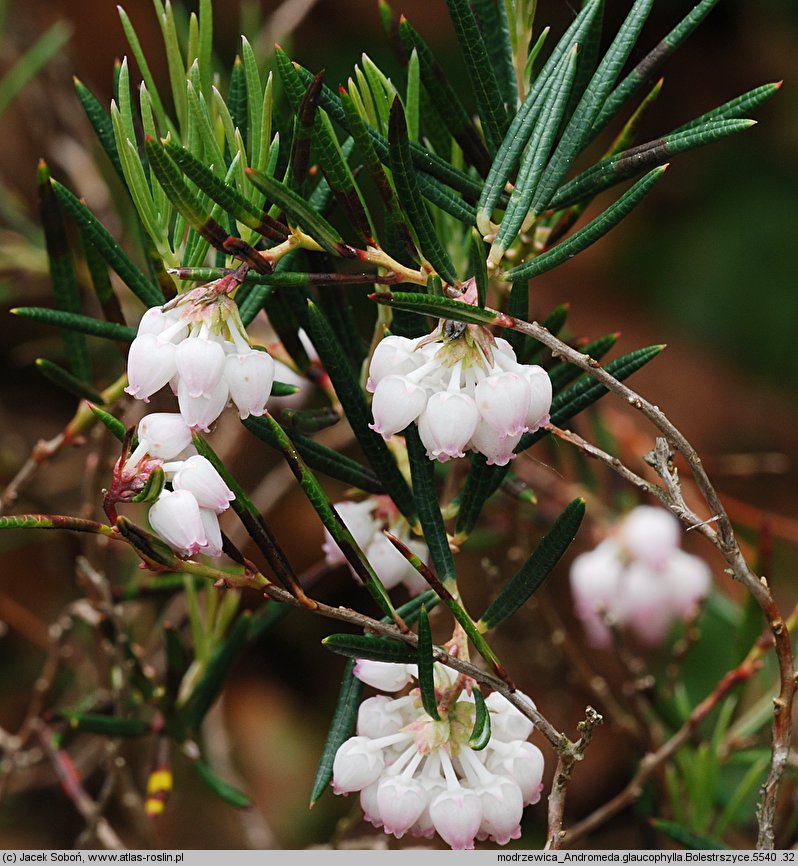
[368,327,552,466]
[570,505,712,647]
[322,497,429,595]
[119,413,234,557]
[333,660,544,849]
[125,275,275,431]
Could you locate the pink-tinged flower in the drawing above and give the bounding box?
[177,376,229,432]
[360,781,383,827]
[475,371,531,438]
[225,350,275,419]
[125,333,177,401]
[469,419,522,467]
[365,534,418,590]
[356,696,408,739]
[369,375,428,440]
[137,413,193,459]
[171,455,235,513]
[137,306,187,342]
[485,691,535,742]
[617,505,681,570]
[486,740,545,806]
[429,786,483,850]
[366,335,422,393]
[353,660,415,692]
[332,736,385,794]
[198,507,223,558]
[663,549,712,618]
[377,775,428,838]
[175,337,226,399]
[148,489,207,557]
[322,500,378,567]
[474,774,524,845]
[523,365,553,431]
[418,391,479,461]
[569,539,626,648]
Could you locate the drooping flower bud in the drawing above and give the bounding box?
[475,371,531,438]
[125,333,177,401]
[148,489,208,557]
[332,737,385,794]
[137,413,193,459]
[353,660,415,692]
[369,375,428,440]
[418,391,479,461]
[177,377,229,432]
[171,455,235,513]
[225,350,275,419]
[176,337,226,399]
[377,775,428,838]
[429,786,483,850]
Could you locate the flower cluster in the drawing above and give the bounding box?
[125,281,275,431]
[569,505,712,647]
[367,329,552,466]
[123,413,234,558]
[322,497,429,595]
[332,660,544,849]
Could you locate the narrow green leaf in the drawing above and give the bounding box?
[650,818,728,851]
[310,659,364,806]
[490,45,578,262]
[51,180,163,306]
[193,759,252,809]
[154,0,188,132]
[469,687,491,750]
[62,713,151,738]
[240,36,263,168]
[532,0,654,215]
[517,344,665,453]
[322,633,417,665]
[547,332,619,391]
[550,119,753,210]
[131,466,165,504]
[388,98,458,286]
[476,0,603,233]
[117,7,171,135]
[479,499,585,630]
[417,607,440,720]
[406,48,420,141]
[398,16,491,173]
[88,404,128,443]
[593,0,722,136]
[672,81,781,135]
[163,138,289,242]
[445,0,508,153]
[242,417,384,496]
[12,307,136,342]
[504,166,667,282]
[37,161,90,381]
[35,359,103,404]
[183,613,252,730]
[306,301,417,524]
[252,413,397,619]
[74,77,125,182]
[0,21,72,118]
[472,0,516,110]
[246,168,346,257]
[228,55,247,142]
[405,426,455,585]
[370,292,499,327]
[197,0,213,99]
[291,60,483,200]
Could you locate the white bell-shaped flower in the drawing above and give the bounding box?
[469,419,522,467]
[369,375,428,440]
[366,335,423,392]
[322,500,378,567]
[377,774,428,838]
[485,691,535,742]
[360,781,384,827]
[617,505,681,570]
[429,785,483,850]
[176,337,226,399]
[332,737,385,794]
[569,539,627,648]
[365,534,417,590]
[137,413,193,459]
[171,455,235,513]
[356,696,408,739]
[475,773,524,845]
[662,548,712,619]
[475,371,531,438]
[418,391,479,461]
[177,376,229,432]
[137,306,188,342]
[486,740,545,806]
[148,489,207,557]
[225,350,275,419]
[198,507,224,558]
[353,659,415,692]
[523,365,553,431]
[125,333,177,401]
